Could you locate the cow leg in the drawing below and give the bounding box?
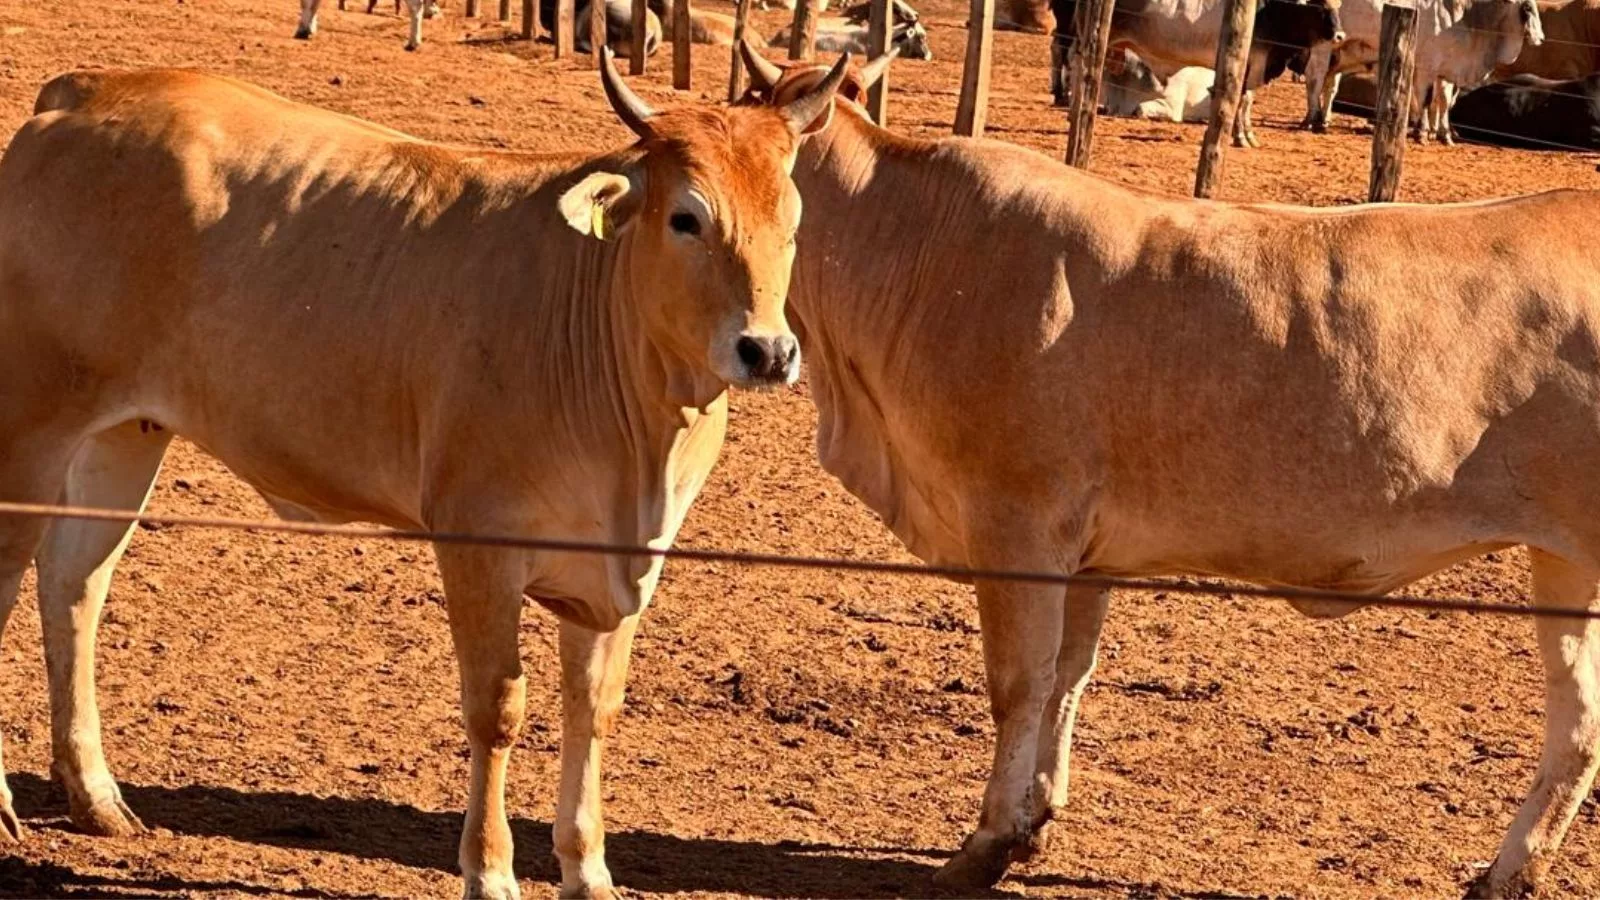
[0,566,22,842]
[1013,585,1110,862]
[1437,81,1458,145]
[934,552,1066,890]
[1050,36,1068,108]
[553,617,639,900]
[1469,550,1600,898]
[295,0,323,37]
[1307,64,1338,133]
[437,545,528,900]
[37,421,171,838]
[403,0,425,49]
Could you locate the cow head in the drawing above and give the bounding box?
[894,21,935,60]
[1318,0,1345,46]
[560,49,849,391]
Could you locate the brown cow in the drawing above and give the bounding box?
[743,45,1600,899]
[0,55,849,899]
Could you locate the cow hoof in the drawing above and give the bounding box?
[557,881,618,900]
[1247,132,1261,148]
[294,26,313,38]
[405,41,420,51]
[70,795,145,838]
[1464,867,1535,899]
[1311,122,1327,134]
[933,833,1014,893]
[464,871,522,900]
[1009,817,1055,864]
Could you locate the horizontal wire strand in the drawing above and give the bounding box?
[1,500,1592,620]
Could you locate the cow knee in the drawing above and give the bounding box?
[466,675,527,750]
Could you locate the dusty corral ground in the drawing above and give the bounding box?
[4,0,1600,897]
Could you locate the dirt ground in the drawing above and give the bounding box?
[4,0,1600,897]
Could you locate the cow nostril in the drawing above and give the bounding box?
[736,337,767,371]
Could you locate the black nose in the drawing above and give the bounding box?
[735,335,799,381]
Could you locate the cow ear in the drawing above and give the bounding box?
[559,172,639,240]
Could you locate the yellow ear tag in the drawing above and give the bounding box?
[591,203,609,241]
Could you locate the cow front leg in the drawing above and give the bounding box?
[295,0,323,37]
[934,563,1065,890]
[553,616,640,900]
[1470,550,1600,898]
[0,568,23,842]
[1015,585,1110,862]
[437,546,528,900]
[403,0,426,49]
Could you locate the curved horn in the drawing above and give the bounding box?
[778,52,851,134]
[856,43,900,89]
[740,39,785,93]
[600,46,656,139]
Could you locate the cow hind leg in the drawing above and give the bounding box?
[1470,550,1600,898]
[553,617,640,900]
[1013,585,1110,862]
[933,535,1067,891]
[37,420,171,838]
[0,425,92,843]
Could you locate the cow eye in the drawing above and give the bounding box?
[670,212,702,236]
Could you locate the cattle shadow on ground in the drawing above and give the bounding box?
[9,773,1015,898]
[0,854,384,899]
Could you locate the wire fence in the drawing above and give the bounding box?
[2,499,1595,621]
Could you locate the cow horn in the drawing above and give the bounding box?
[600,47,656,139]
[857,43,901,88]
[778,52,851,134]
[740,39,784,93]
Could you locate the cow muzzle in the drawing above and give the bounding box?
[733,333,802,386]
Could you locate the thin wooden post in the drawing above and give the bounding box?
[954,0,995,135]
[1368,2,1418,202]
[1065,0,1116,166]
[499,0,511,20]
[467,0,480,16]
[591,0,606,64]
[789,0,819,60]
[728,0,756,100]
[1192,0,1255,198]
[522,0,538,39]
[556,0,575,57]
[866,0,892,124]
[674,0,692,88]
[631,0,649,73]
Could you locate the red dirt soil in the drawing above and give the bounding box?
[2,1,1600,897]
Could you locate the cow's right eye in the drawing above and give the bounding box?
[670,212,702,236]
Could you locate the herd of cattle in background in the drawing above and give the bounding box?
[295,0,1600,150]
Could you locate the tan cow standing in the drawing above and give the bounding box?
[743,46,1600,898]
[0,54,849,899]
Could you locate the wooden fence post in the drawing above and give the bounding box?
[1368,2,1418,202]
[866,0,892,124]
[591,0,606,65]
[521,0,538,40]
[673,0,692,88]
[467,0,480,16]
[953,0,995,135]
[631,0,649,73]
[728,0,756,100]
[556,0,575,57]
[1192,0,1255,198]
[1065,0,1116,167]
[789,0,820,60]
[499,0,511,21]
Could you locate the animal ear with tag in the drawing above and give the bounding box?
[558,171,641,240]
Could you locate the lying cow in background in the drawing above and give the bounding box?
[1497,0,1600,79]
[654,0,759,46]
[1450,72,1600,148]
[1051,0,1344,146]
[996,0,1055,31]
[773,14,933,58]
[0,53,850,900]
[1099,50,1215,121]
[1412,0,1547,142]
[743,44,1600,900]
[539,0,663,56]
